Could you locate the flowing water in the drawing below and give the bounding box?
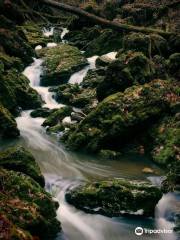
[0,28,179,240]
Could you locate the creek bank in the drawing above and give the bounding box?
[0,146,60,240]
[65,178,162,217]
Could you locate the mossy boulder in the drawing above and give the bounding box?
[21,22,52,48]
[42,106,72,127]
[65,25,101,49]
[0,103,19,138]
[63,80,178,152]
[0,52,23,71]
[65,178,162,217]
[0,69,42,113]
[0,168,60,240]
[123,33,168,57]
[0,27,34,65]
[167,53,180,79]
[85,29,123,57]
[54,69,104,112]
[149,115,180,166]
[30,107,54,118]
[38,44,88,86]
[0,146,45,187]
[97,51,154,101]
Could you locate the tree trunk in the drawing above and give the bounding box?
[40,0,175,38]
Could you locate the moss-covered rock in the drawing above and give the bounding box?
[123,33,169,57]
[0,69,42,113]
[66,178,162,217]
[0,26,34,65]
[85,29,123,57]
[150,115,180,166]
[63,80,179,152]
[0,52,23,71]
[42,106,72,127]
[21,22,52,48]
[30,107,54,118]
[0,103,19,138]
[0,146,45,187]
[38,44,88,86]
[0,168,60,240]
[97,51,154,101]
[167,53,180,79]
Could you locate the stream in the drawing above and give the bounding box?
[0,28,179,240]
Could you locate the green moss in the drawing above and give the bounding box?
[0,146,45,186]
[0,103,19,138]
[150,115,180,166]
[20,22,51,48]
[0,168,60,240]
[0,69,42,112]
[85,29,123,57]
[64,80,179,152]
[97,51,154,101]
[65,178,162,217]
[38,44,88,86]
[42,106,72,127]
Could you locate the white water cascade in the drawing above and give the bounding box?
[12,28,179,240]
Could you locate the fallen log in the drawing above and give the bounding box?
[40,0,175,38]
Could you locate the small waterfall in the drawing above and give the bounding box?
[43,27,55,37]
[68,56,98,84]
[155,193,179,240]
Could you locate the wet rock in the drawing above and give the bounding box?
[96,55,115,67]
[0,103,19,138]
[38,44,88,86]
[142,167,155,174]
[99,150,121,160]
[47,123,65,134]
[97,51,154,101]
[0,168,60,240]
[42,106,72,127]
[54,69,104,112]
[0,68,42,113]
[65,178,162,217]
[0,146,45,187]
[63,80,179,152]
[30,107,54,118]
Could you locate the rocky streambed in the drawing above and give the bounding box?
[0,1,180,240]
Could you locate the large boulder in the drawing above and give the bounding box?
[97,51,154,101]
[123,33,169,57]
[0,168,60,240]
[0,67,42,113]
[38,44,88,86]
[54,69,103,112]
[0,146,45,187]
[149,115,180,166]
[0,103,19,138]
[66,178,162,217]
[85,29,123,57]
[63,80,179,152]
